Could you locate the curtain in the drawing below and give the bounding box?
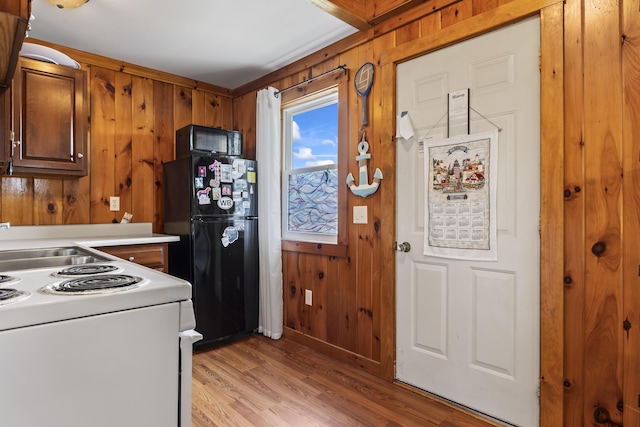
[256,87,283,339]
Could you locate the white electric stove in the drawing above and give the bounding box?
[0,246,200,427]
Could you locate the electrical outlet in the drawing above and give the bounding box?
[109,196,120,211]
[305,289,312,306]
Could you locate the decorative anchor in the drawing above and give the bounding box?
[346,131,383,198]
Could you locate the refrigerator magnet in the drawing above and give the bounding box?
[209,178,220,188]
[194,177,204,189]
[235,179,247,190]
[217,196,233,210]
[221,184,232,196]
[221,226,239,247]
[232,191,242,201]
[198,166,207,177]
[221,164,233,182]
[233,160,246,175]
[197,187,211,205]
[211,187,221,201]
[243,201,250,209]
[247,171,256,183]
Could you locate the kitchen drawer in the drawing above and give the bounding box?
[97,243,168,272]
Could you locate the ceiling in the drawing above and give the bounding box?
[26,0,359,90]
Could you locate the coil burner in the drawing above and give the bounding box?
[0,274,20,286]
[52,264,122,278]
[0,287,30,306]
[42,274,145,295]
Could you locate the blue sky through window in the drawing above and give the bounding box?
[291,103,338,169]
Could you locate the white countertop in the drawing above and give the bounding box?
[0,223,179,251]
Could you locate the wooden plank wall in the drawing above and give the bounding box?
[622,2,640,427]
[0,55,235,232]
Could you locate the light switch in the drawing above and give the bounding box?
[109,196,120,211]
[353,206,368,224]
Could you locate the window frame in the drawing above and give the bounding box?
[280,71,349,256]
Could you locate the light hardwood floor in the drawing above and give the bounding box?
[191,335,503,426]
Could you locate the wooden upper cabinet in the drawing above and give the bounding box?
[10,57,88,176]
[0,0,30,87]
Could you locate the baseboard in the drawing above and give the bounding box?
[283,327,383,377]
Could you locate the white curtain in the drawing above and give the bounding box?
[256,87,283,339]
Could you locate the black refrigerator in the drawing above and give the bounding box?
[163,154,258,350]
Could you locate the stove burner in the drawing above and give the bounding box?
[54,264,121,277]
[0,275,20,286]
[0,287,30,306]
[43,274,144,295]
[0,288,21,300]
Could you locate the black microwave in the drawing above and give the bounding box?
[175,124,242,158]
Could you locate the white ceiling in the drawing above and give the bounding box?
[26,0,358,89]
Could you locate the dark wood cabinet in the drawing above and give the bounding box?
[97,243,169,272]
[9,57,88,176]
[0,0,30,88]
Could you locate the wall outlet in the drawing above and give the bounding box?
[353,206,368,224]
[305,289,313,306]
[109,196,120,211]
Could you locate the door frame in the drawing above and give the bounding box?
[376,1,565,425]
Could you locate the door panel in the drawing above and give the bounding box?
[192,218,258,347]
[396,17,540,426]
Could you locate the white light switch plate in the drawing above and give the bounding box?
[109,196,120,211]
[305,289,312,306]
[353,206,368,224]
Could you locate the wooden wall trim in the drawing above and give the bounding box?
[27,38,233,97]
[283,327,383,374]
[378,60,396,381]
[539,3,565,426]
[307,0,371,31]
[380,0,562,66]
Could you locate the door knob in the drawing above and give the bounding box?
[395,241,411,252]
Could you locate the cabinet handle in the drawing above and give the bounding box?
[128,256,135,262]
[9,131,20,153]
[77,153,84,159]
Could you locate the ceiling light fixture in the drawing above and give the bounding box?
[45,0,90,9]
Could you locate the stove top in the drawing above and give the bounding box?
[0,253,192,332]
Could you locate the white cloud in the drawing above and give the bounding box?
[293,147,315,160]
[292,121,301,141]
[321,138,336,146]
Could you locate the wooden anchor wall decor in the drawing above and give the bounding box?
[346,131,383,198]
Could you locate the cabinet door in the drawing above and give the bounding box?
[0,0,30,87]
[11,57,87,175]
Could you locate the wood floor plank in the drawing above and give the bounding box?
[192,335,503,426]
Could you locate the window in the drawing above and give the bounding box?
[282,89,338,244]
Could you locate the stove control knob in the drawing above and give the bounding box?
[128,256,135,262]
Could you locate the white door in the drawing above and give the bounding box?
[395,17,540,426]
